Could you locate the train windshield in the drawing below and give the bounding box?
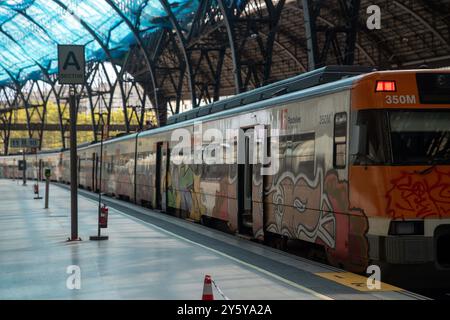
[352,110,450,165]
[389,111,450,165]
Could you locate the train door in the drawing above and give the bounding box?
[238,128,255,235]
[237,125,267,238]
[253,125,268,241]
[155,141,170,211]
[155,142,163,210]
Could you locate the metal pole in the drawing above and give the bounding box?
[90,115,108,241]
[22,149,26,186]
[34,151,42,200]
[69,86,79,241]
[45,176,49,209]
[97,120,104,238]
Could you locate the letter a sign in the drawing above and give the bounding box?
[58,45,86,85]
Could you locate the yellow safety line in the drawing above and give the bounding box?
[315,272,403,292]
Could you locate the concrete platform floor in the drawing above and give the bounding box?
[0,179,425,300]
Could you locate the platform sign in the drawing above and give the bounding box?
[18,160,26,171]
[58,45,85,85]
[10,138,39,149]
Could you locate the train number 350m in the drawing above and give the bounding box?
[385,95,417,105]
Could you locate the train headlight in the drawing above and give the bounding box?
[388,221,424,236]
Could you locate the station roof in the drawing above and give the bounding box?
[172,0,450,99]
[0,0,449,95]
[0,0,200,86]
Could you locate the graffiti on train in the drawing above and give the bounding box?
[386,168,450,219]
[265,168,369,272]
[167,163,237,222]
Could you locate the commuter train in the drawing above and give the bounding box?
[1,66,449,287]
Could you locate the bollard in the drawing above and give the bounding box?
[34,183,42,200]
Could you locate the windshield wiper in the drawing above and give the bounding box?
[417,157,448,175]
[418,165,436,175]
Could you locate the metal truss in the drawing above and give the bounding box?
[142,0,287,111]
[0,0,158,152]
[1,0,447,155]
[0,86,16,155]
[0,0,363,154]
[0,59,153,153]
[301,0,361,70]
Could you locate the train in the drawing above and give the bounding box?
[1,66,449,288]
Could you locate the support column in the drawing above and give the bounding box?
[69,86,79,241]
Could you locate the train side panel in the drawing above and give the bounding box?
[100,137,136,200]
[135,134,155,207]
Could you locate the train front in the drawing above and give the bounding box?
[350,70,450,288]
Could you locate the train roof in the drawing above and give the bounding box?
[166,65,374,126]
[2,66,375,155]
[74,66,372,150]
[139,68,369,139]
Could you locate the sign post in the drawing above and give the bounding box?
[22,149,26,186]
[33,148,42,200]
[90,116,108,241]
[10,138,39,187]
[58,44,85,242]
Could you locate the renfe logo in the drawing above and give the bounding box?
[171,122,280,176]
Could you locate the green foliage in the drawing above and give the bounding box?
[1,101,158,154]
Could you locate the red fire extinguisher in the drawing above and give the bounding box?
[99,204,108,229]
[34,184,39,195]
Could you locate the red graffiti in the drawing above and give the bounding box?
[324,173,369,273]
[386,168,450,219]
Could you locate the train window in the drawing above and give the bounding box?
[278,135,291,172]
[389,110,450,165]
[417,73,450,104]
[357,110,389,165]
[291,133,315,174]
[334,112,347,169]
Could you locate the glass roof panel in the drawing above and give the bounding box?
[0,0,203,85]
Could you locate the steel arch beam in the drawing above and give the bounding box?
[159,0,197,107]
[316,17,376,66]
[302,0,322,70]
[0,19,82,149]
[0,66,20,154]
[0,1,130,141]
[258,30,307,71]
[393,0,450,49]
[104,0,162,126]
[217,0,243,94]
[51,0,131,132]
[0,6,63,84]
[339,0,361,65]
[0,28,57,84]
[298,1,379,67]
[0,66,35,142]
[302,0,363,69]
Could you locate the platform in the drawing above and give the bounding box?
[0,179,426,300]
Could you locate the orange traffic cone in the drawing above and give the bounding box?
[202,275,214,300]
